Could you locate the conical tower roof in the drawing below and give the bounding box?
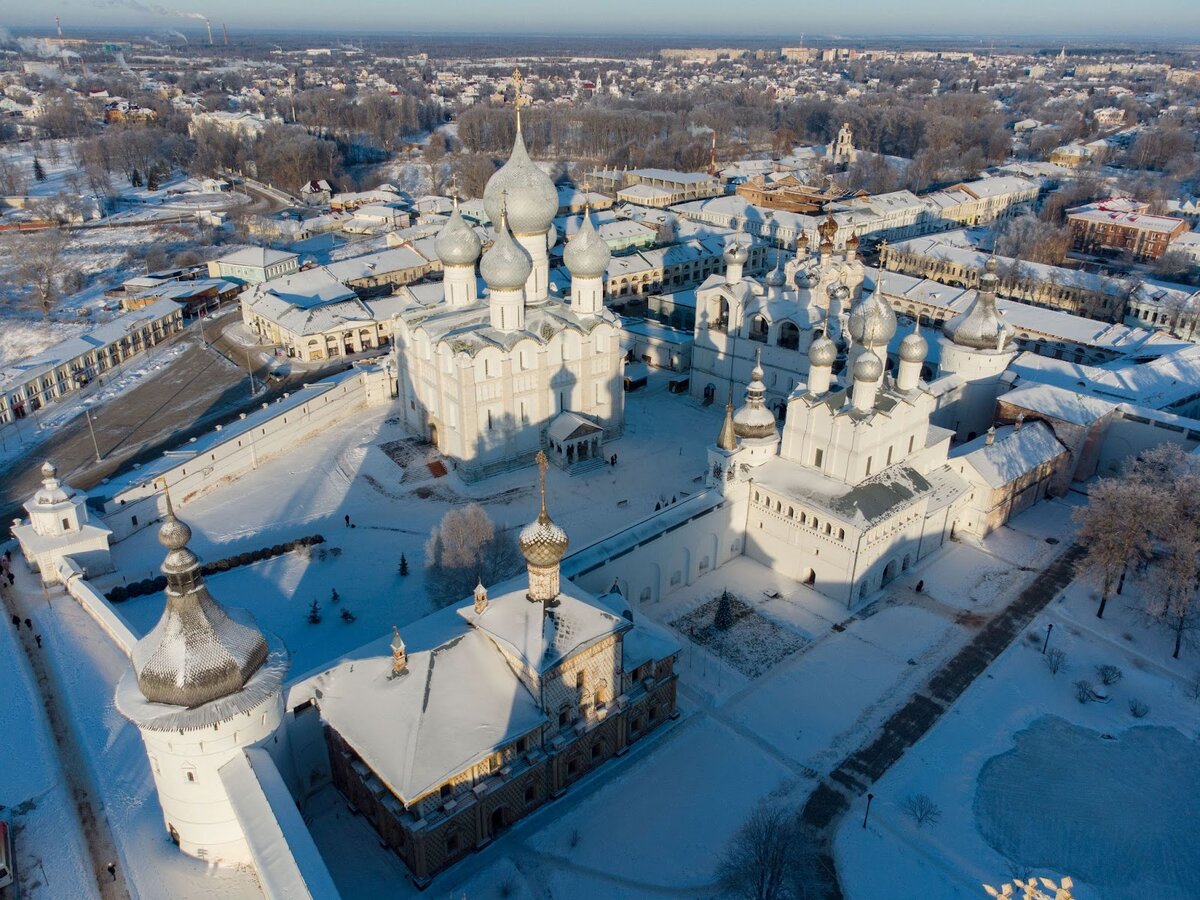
[131,500,268,709]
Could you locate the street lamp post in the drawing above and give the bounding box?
[1042,622,1054,655]
[246,351,257,397]
[85,407,102,463]
[863,792,874,829]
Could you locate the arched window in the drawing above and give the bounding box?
[749,315,769,343]
[778,321,801,350]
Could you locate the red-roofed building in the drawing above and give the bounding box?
[1067,199,1190,261]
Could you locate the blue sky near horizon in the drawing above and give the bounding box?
[3,0,1198,39]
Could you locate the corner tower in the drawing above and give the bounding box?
[114,498,288,865]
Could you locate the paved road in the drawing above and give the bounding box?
[797,543,1086,896]
[0,312,365,522]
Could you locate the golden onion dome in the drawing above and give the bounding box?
[519,451,569,566]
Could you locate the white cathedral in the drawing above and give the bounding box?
[392,80,624,481]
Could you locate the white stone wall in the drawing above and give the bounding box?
[102,367,392,541]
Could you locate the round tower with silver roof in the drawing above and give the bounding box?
[937,256,1018,441]
[115,495,288,866]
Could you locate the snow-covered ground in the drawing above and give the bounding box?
[4,563,263,900]
[833,492,1200,900]
[101,374,720,674]
[0,590,97,900]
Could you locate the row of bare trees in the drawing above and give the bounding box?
[1074,444,1200,658]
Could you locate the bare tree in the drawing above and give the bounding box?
[1045,647,1067,675]
[1074,478,1161,618]
[1144,531,1200,659]
[0,155,27,195]
[716,801,800,900]
[5,227,72,317]
[424,503,523,607]
[902,793,942,827]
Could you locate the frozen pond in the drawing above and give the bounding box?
[975,716,1200,899]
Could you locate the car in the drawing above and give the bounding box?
[0,818,13,889]
[266,363,291,384]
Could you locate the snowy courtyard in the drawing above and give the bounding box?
[833,490,1200,900]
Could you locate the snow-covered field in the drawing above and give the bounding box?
[833,493,1200,900]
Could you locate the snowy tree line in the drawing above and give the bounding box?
[1074,443,1200,658]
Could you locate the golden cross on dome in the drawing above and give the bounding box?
[535,449,549,517]
[156,476,174,516]
[449,172,460,205]
[511,67,528,129]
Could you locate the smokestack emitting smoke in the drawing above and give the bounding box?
[222,22,228,45]
[205,18,212,45]
[56,16,63,37]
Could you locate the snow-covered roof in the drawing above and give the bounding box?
[1008,347,1200,411]
[548,411,602,443]
[459,586,626,675]
[220,748,342,900]
[951,422,1066,488]
[315,626,546,806]
[0,298,183,390]
[998,382,1118,426]
[217,246,298,269]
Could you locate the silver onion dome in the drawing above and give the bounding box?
[481,209,533,291]
[733,353,778,440]
[435,202,482,267]
[899,325,928,363]
[943,257,1010,351]
[483,130,558,236]
[854,350,883,382]
[809,335,837,367]
[848,280,897,349]
[563,208,610,279]
[725,239,749,267]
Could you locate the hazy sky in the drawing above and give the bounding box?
[6,0,1200,39]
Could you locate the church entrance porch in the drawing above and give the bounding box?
[547,411,605,474]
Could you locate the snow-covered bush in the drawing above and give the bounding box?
[1129,698,1150,718]
[1044,647,1067,675]
[1073,680,1094,703]
[1096,664,1123,686]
